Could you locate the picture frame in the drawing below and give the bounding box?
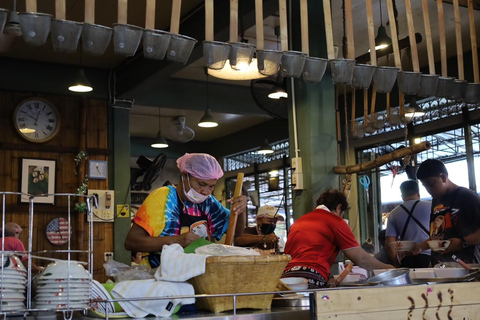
[20,158,56,204]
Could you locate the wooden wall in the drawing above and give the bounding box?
[0,90,113,283]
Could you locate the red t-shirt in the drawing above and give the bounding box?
[0,237,27,261]
[284,208,360,280]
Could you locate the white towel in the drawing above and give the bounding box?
[154,243,210,282]
[111,279,195,318]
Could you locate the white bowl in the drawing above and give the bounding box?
[427,240,451,251]
[280,277,309,290]
[1,255,27,273]
[390,241,416,252]
[40,260,90,280]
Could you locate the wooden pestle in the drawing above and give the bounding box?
[300,0,309,55]
[118,0,128,25]
[436,0,447,78]
[278,0,288,52]
[255,0,264,50]
[453,0,464,81]
[85,0,95,24]
[230,0,238,43]
[55,0,66,20]
[404,0,420,72]
[365,0,377,65]
[344,0,354,60]
[322,0,335,60]
[145,0,156,30]
[421,0,436,75]
[170,0,182,35]
[468,0,479,83]
[26,0,36,12]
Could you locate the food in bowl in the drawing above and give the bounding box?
[390,240,416,252]
[427,240,451,251]
[280,277,309,291]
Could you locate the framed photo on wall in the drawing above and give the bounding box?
[20,158,56,204]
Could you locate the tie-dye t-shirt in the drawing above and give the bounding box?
[133,185,231,242]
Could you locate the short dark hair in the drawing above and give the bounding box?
[316,189,349,212]
[416,159,448,180]
[400,180,419,197]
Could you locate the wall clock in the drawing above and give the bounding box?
[89,160,108,180]
[13,98,60,143]
[46,218,71,246]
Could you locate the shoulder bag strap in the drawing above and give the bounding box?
[399,200,420,240]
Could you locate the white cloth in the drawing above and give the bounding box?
[111,279,195,318]
[154,243,210,282]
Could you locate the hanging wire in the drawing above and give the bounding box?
[342,0,347,58]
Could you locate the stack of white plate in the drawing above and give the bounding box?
[90,280,115,314]
[34,260,91,310]
[0,255,27,312]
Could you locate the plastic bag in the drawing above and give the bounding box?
[194,244,260,256]
[103,259,156,283]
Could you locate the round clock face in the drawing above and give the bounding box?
[13,98,60,143]
[46,218,71,246]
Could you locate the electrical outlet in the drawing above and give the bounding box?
[292,172,304,190]
[117,204,130,218]
[104,252,113,262]
[87,189,115,222]
[291,157,303,173]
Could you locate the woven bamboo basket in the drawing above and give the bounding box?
[188,254,291,313]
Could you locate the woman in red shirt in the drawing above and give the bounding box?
[283,189,394,288]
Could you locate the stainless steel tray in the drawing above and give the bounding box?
[272,294,310,307]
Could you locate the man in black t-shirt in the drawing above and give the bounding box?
[413,159,480,264]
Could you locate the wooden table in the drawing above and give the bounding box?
[314,282,480,319]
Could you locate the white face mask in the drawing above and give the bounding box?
[183,174,209,204]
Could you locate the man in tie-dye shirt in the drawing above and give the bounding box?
[125,153,247,267]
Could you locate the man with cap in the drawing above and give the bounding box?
[125,153,247,268]
[235,205,284,254]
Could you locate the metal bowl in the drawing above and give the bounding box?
[368,268,411,286]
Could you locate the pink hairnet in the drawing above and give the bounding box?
[176,153,224,180]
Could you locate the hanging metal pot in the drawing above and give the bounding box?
[463,83,480,104]
[256,49,283,76]
[435,76,455,99]
[18,12,52,46]
[281,51,307,78]
[143,30,172,60]
[302,57,328,83]
[0,8,8,34]
[449,79,467,100]
[328,59,356,85]
[50,19,83,53]
[372,66,399,93]
[397,71,421,95]
[166,34,197,64]
[203,41,231,70]
[352,64,375,90]
[417,74,439,97]
[113,23,144,56]
[229,42,255,70]
[82,23,113,56]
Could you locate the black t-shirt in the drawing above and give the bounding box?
[430,187,480,263]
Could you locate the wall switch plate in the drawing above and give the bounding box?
[104,252,113,262]
[87,189,115,222]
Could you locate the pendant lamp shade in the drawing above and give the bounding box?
[198,107,218,128]
[374,25,391,50]
[68,69,93,92]
[151,131,169,148]
[258,138,274,154]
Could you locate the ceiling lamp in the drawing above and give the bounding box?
[404,96,425,118]
[268,86,288,99]
[374,0,391,50]
[68,69,93,92]
[151,109,168,148]
[258,138,274,154]
[151,132,169,148]
[207,58,267,81]
[198,107,218,128]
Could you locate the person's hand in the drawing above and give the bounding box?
[441,238,460,254]
[411,244,423,255]
[178,232,200,247]
[227,195,247,216]
[263,233,280,244]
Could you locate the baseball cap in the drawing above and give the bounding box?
[256,205,284,221]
